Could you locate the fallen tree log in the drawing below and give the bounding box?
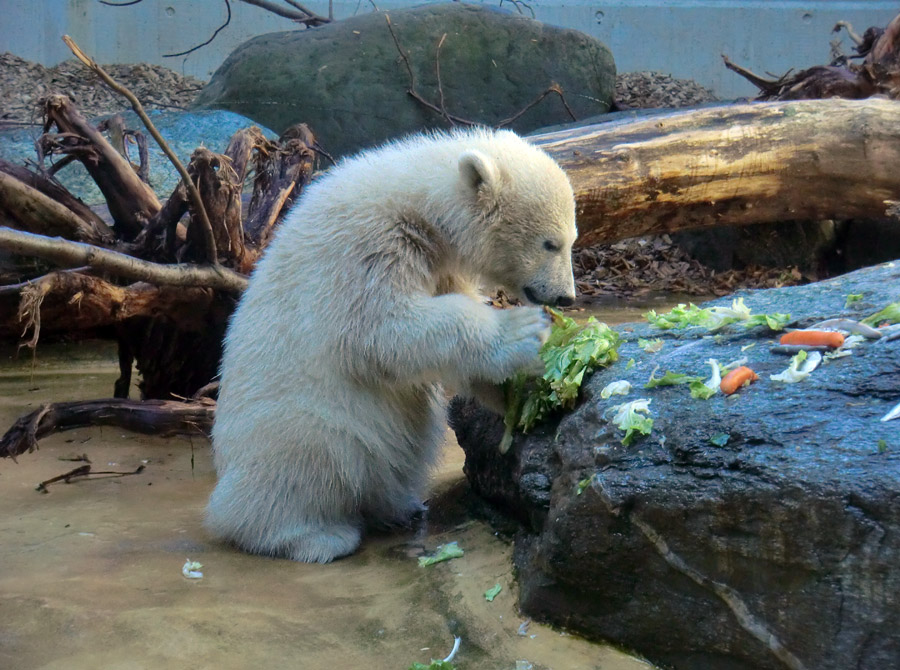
[0,228,248,294]
[0,398,215,460]
[0,271,214,341]
[533,98,900,248]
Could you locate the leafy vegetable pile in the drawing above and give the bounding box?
[501,310,621,452]
[644,297,790,331]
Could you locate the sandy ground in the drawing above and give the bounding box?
[0,342,656,670]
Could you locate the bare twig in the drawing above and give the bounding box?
[384,15,475,127]
[0,227,248,294]
[499,0,535,18]
[722,54,785,94]
[36,463,145,493]
[62,35,220,266]
[164,0,233,58]
[384,15,577,129]
[435,33,453,126]
[833,20,865,46]
[497,82,577,128]
[239,0,330,26]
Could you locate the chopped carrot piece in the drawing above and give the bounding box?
[779,330,845,349]
[720,366,759,395]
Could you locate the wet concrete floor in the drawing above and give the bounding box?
[0,341,656,670]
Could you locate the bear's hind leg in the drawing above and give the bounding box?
[276,522,363,563]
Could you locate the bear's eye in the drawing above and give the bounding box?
[543,240,561,252]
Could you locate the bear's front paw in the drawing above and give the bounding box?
[489,306,550,379]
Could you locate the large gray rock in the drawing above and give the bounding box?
[0,110,274,205]
[193,3,615,158]
[450,261,900,670]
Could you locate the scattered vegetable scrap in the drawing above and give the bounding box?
[637,337,664,353]
[484,583,502,601]
[409,661,456,670]
[844,293,864,308]
[408,637,461,670]
[689,359,723,400]
[810,318,881,339]
[861,301,900,327]
[882,401,900,423]
[644,369,703,389]
[770,351,822,383]
[418,542,464,567]
[501,310,620,452]
[182,559,203,579]
[608,399,654,445]
[709,433,730,447]
[575,477,593,495]
[600,380,631,399]
[719,366,759,395]
[779,330,845,349]
[644,298,790,332]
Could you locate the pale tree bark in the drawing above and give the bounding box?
[532,98,900,248]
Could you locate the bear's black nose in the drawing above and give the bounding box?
[555,295,575,307]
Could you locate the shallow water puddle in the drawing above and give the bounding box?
[0,342,655,669]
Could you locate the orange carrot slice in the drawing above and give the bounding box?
[779,330,845,349]
[720,366,759,395]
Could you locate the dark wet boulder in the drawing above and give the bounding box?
[450,261,900,670]
[193,3,615,158]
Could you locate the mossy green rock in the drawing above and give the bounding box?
[193,3,615,157]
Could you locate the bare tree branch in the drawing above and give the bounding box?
[0,159,115,245]
[384,14,476,127]
[163,0,233,58]
[239,0,330,26]
[0,227,247,294]
[62,35,220,266]
[497,82,577,128]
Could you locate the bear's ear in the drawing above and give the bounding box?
[458,150,498,196]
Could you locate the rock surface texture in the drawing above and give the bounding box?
[450,261,900,670]
[193,3,615,157]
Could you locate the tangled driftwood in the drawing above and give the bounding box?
[724,11,900,101]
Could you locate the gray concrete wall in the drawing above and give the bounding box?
[3,0,897,98]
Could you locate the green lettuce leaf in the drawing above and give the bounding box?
[644,370,703,388]
[501,310,620,450]
[484,583,502,601]
[609,399,654,445]
[645,298,790,332]
[418,542,464,567]
[409,661,457,670]
[861,301,900,326]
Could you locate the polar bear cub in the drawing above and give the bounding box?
[206,127,577,562]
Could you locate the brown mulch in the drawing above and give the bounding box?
[0,52,204,128]
[615,71,719,109]
[574,236,805,299]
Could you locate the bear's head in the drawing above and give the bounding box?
[457,135,577,308]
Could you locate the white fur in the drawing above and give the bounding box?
[206,127,577,562]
